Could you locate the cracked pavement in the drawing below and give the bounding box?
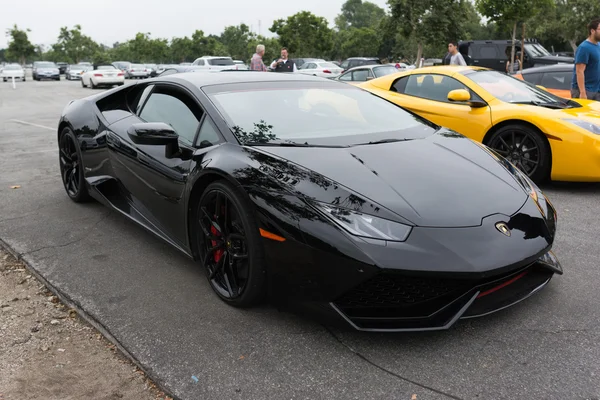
[1,80,600,400]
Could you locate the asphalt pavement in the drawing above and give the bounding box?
[1,77,600,400]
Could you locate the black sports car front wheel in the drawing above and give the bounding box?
[59,127,91,203]
[196,181,266,307]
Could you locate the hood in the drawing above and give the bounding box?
[555,100,600,123]
[256,132,528,228]
[37,67,58,72]
[536,55,574,64]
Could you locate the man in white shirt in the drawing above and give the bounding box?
[270,48,298,72]
[448,42,467,66]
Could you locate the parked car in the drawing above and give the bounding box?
[32,61,60,81]
[340,57,381,72]
[296,61,343,78]
[56,62,68,74]
[191,56,237,71]
[290,58,326,68]
[457,39,574,72]
[233,60,248,70]
[1,64,25,82]
[336,64,399,84]
[514,64,573,99]
[145,64,158,77]
[65,64,91,80]
[127,64,150,79]
[359,65,600,183]
[112,61,132,75]
[57,71,562,332]
[81,65,124,88]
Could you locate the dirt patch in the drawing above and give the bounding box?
[0,249,172,400]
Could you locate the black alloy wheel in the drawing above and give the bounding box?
[196,181,266,307]
[59,128,91,202]
[487,124,550,183]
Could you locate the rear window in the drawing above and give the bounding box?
[373,65,398,78]
[540,71,572,90]
[208,58,234,66]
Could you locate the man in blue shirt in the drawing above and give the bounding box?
[572,19,600,100]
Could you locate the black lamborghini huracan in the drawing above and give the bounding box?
[57,71,562,332]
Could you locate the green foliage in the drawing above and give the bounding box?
[51,25,99,63]
[5,25,35,64]
[270,11,334,58]
[221,24,255,60]
[335,0,386,30]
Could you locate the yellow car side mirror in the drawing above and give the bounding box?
[447,89,471,102]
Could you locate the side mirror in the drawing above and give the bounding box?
[447,89,471,102]
[127,122,178,146]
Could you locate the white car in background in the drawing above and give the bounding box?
[126,63,149,79]
[296,61,343,78]
[81,65,124,89]
[1,64,25,82]
[335,64,400,83]
[233,60,248,70]
[191,56,237,71]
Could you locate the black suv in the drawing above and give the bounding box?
[340,57,381,71]
[457,40,573,72]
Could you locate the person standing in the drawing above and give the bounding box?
[448,42,467,66]
[270,48,297,72]
[571,19,600,100]
[250,45,267,72]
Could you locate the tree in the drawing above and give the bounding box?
[52,25,99,63]
[270,11,334,58]
[476,0,553,71]
[221,24,255,60]
[5,25,35,64]
[335,0,386,30]
[170,36,194,63]
[388,0,471,65]
[333,27,381,60]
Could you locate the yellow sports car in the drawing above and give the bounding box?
[358,66,600,183]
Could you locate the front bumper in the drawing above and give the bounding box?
[36,72,59,79]
[2,74,25,80]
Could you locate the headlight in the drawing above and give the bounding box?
[311,201,412,242]
[563,118,600,135]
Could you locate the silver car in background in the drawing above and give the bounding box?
[335,64,400,83]
[65,64,91,80]
[1,64,25,82]
[32,61,60,81]
[296,61,344,78]
[127,63,149,79]
[191,56,237,71]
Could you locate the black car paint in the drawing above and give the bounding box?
[57,72,562,331]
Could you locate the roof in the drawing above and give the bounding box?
[519,64,574,74]
[410,65,489,74]
[346,57,379,60]
[165,70,333,87]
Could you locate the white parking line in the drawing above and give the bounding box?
[9,119,56,131]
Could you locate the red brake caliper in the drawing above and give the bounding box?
[211,224,223,262]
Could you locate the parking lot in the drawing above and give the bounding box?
[1,77,600,400]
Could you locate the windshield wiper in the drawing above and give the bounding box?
[353,138,414,146]
[511,100,569,109]
[243,140,346,148]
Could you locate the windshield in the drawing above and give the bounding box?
[373,65,399,78]
[4,65,22,70]
[466,70,565,105]
[37,62,56,68]
[525,43,551,57]
[207,83,437,146]
[208,58,234,66]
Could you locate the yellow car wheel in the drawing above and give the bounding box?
[486,124,551,183]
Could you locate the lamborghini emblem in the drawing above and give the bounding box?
[495,222,511,237]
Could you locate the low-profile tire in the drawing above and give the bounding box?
[195,181,267,308]
[58,127,92,203]
[2,78,6,82]
[486,123,551,183]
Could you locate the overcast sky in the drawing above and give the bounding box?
[1,0,389,49]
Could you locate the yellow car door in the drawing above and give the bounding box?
[385,73,493,143]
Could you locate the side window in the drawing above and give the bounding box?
[197,60,205,66]
[139,88,203,146]
[340,61,349,70]
[352,69,369,81]
[478,45,498,59]
[540,71,571,90]
[522,72,542,85]
[403,74,472,103]
[339,72,353,81]
[196,117,221,148]
[307,63,317,69]
[391,76,409,93]
[135,85,154,115]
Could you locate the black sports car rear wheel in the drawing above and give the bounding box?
[487,124,551,183]
[196,181,266,307]
[59,128,91,202]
